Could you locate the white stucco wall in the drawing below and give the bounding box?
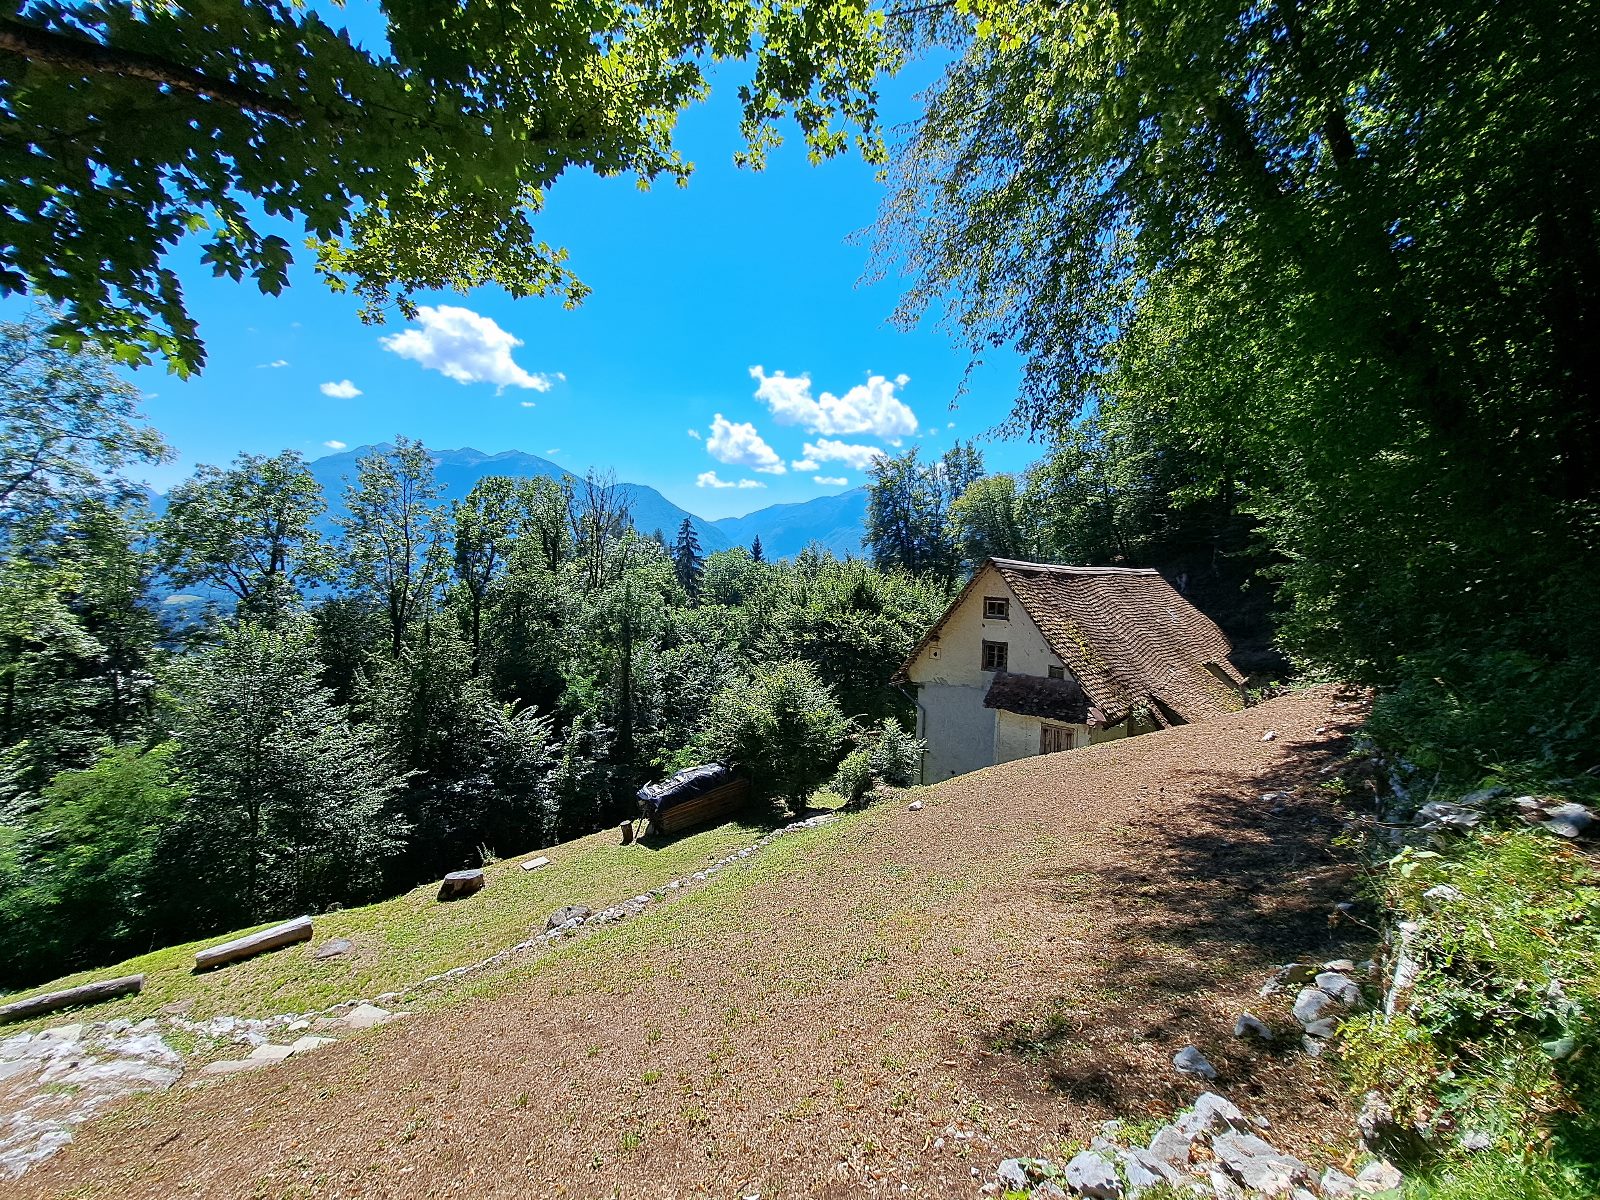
[995,710,1040,764]
[918,683,994,781]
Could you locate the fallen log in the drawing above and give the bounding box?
[0,974,145,1023]
[194,916,313,971]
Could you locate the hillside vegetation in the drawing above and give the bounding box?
[12,690,1375,1198]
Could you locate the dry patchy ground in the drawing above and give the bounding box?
[15,687,1372,1199]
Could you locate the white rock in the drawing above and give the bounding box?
[1354,1161,1404,1193]
[288,1035,337,1055]
[1211,1131,1311,1195]
[341,1003,394,1030]
[1119,1150,1177,1194]
[200,1058,268,1075]
[246,1043,295,1062]
[1065,1151,1123,1199]
[1179,1092,1247,1137]
[908,800,924,811]
[521,856,551,871]
[1262,730,1277,741]
[1146,1124,1193,1171]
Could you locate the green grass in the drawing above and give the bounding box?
[0,812,820,1031]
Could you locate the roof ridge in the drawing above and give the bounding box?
[989,558,1159,576]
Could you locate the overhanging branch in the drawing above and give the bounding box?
[0,16,303,120]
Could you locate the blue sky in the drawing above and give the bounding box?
[50,12,1038,519]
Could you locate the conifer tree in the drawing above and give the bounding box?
[671,518,704,602]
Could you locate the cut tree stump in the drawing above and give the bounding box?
[194,916,313,971]
[437,869,486,901]
[0,974,145,1023]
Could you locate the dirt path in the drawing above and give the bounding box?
[15,687,1370,1199]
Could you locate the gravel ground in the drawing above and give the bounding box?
[14,686,1372,1199]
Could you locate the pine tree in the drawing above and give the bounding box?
[750,535,764,563]
[671,518,704,601]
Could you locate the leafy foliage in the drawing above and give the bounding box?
[699,660,847,811]
[0,0,896,372]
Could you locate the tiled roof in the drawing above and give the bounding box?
[990,559,1245,724]
[982,672,1089,723]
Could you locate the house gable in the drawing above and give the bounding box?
[903,564,1070,690]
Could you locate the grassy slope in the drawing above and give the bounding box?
[1,812,810,1031]
[12,688,1380,1200]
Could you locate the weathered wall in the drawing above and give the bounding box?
[996,713,1090,761]
[918,683,994,782]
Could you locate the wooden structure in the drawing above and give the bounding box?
[194,915,313,971]
[638,764,751,836]
[0,974,145,1023]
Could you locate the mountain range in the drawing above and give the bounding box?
[169,446,871,561]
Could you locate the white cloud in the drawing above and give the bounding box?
[686,428,702,440]
[323,439,347,450]
[380,304,556,391]
[707,414,785,474]
[520,400,536,408]
[791,457,819,471]
[320,379,362,399]
[749,366,918,439]
[814,475,848,487]
[546,448,561,455]
[257,359,289,369]
[803,438,887,472]
[698,470,765,489]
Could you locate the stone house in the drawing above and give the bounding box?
[898,558,1246,782]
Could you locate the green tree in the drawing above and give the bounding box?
[163,620,402,930]
[364,624,556,873]
[864,443,983,582]
[452,476,520,672]
[947,474,1036,567]
[699,660,846,814]
[671,518,704,601]
[339,438,447,657]
[157,450,328,623]
[0,743,184,986]
[1,1,895,372]
[0,312,170,534]
[0,501,163,798]
[750,535,764,563]
[881,0,1600,721]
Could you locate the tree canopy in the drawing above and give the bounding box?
[0,0,896,373]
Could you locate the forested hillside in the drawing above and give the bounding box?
[0,314,954,988]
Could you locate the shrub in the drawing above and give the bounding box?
[867,718,922,788]
[700,660,846,812]
[830,748,874,807]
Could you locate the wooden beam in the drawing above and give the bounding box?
[194,916,313,972]
[0,974,145,1023]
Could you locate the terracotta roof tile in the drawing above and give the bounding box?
[988,559,1245,724]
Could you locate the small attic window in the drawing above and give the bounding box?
[983,597,1010,620]
[1048,665,1065,680]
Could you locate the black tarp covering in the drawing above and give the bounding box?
[636,763,736,820]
